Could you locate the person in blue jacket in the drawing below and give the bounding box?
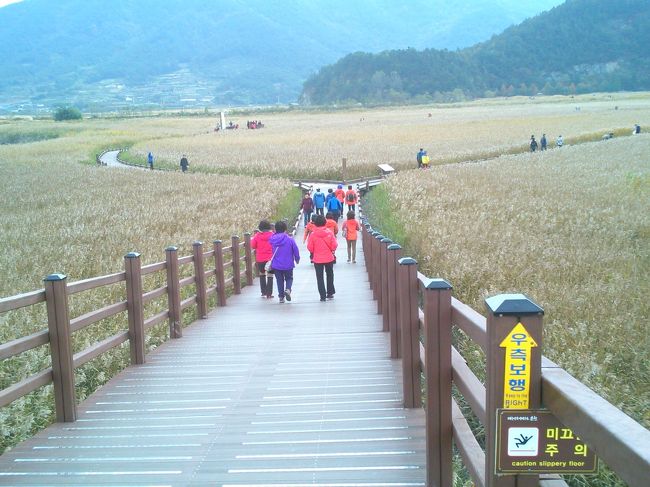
[269,220,300,304]
[326,189,342,221]
[312,188,326,216]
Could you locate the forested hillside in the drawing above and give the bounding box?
[302,0,650,104]
[0,0,561,111]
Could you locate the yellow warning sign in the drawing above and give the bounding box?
[500,323,538,409]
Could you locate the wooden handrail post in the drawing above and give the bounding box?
[397,257,421,408]
[423,278,453,487]
[365,227,374,289]
[244,232,254,286]
[373,233,384,309]
[43,273,77,422]
[386,243,402,358]
[213,240,227,306]
[166,246,182,338]
[193,241,208,319]
[232,235,241,294]
[380,237,392,331]
[485,294,544,487]
[124,252,145,365]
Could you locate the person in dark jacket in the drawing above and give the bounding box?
[300,193,314,226]
[180,154,189,172]
[269,221,300,303]
[530,136,538,152]
[540,134,547,151]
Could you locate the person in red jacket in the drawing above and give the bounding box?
[342,210,361,263]
[307,214,338,301]
[250,220,274,298]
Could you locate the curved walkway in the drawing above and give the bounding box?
[99,150,146,170]
[0,203,426,486]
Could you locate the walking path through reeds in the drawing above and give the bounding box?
[0,208,427,485]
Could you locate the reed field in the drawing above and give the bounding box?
[1,94,649,485]
[365,134,649,486]
[0,127,295,452]
[127,92,650,179]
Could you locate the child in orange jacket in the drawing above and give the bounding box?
[325,212,339,236]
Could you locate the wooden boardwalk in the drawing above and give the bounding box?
[0,217,426,485]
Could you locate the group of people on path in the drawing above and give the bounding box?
[251,185,361,304]
[530,134,562,152]
[303,185,358,224]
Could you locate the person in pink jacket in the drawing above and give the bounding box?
[250,220,274,298]
[307,214,338,301]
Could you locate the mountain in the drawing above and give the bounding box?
[302,0,650,104]
[0,0,562,113]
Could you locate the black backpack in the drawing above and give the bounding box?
[346,192,355,203]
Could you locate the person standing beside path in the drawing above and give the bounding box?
[300,193,314,226]
[307,215,338,301]
[540,134,547,151]
[342,211,361,263]
[530,135,538,152]
[180,154,189,172]
[251,220,275,299]
[269,220,300,304]
[556,135,564,147]
[312,188,326,216]
[147,152,154,170]
[417,148,425,168]
[344,185,357,213]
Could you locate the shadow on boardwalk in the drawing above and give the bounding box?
[0,214,426,485]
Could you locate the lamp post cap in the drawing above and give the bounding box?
[423,278,452,290]
[125,252,141,258]
[485,293,544,316]
[380,238,393,244]
[398,257,417,265]
[165,246,178,251]
[387,243,402,251]
[44,273,67,281]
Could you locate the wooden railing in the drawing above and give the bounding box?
[361,222,650,487]
[0,235,254,421]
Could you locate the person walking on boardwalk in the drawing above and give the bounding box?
[147,152,154,170]
[312,188,326,216]
[251,220,275,298]
[307,215,338,301]
[326,189,342,221]
[344,185,357,213]
[334,184,346,209]
[342,211,361,263]
[180,154,189,172]
[530,135,538,152]
[269,220,300,303]
[300,192,314,226]
[325,212,339,237]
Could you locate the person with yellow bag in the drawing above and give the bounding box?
[417,148,430,169]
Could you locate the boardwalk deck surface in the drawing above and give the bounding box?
[0,210,426,486]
